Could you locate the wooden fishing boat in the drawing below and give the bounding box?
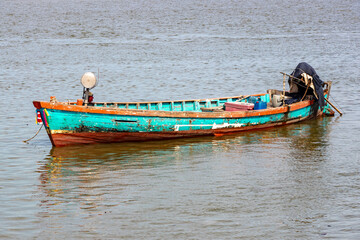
[33,64,339,147]
[33,87,335,147]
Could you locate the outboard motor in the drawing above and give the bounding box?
[288,62,325,108]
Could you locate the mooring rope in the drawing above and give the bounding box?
[330,95,345,114]
[23,124,43,143]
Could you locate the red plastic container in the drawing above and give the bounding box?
[225,102,254,111]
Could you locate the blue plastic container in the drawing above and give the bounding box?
[254,101,267,110]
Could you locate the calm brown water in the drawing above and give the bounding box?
[1,0,359,239]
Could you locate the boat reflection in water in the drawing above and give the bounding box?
[36,117,333,238]
[38,115,332,188]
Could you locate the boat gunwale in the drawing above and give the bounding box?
[33,97,315,119]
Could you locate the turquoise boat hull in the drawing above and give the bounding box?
[33,92,334,146]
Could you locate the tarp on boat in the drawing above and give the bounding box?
[288,62,325,108]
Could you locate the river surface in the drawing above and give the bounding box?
[1,0,359,239]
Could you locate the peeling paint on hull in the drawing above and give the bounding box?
[49,117,312,146]
[33,94,330,147]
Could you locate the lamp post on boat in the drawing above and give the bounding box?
[80,72,97,105]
